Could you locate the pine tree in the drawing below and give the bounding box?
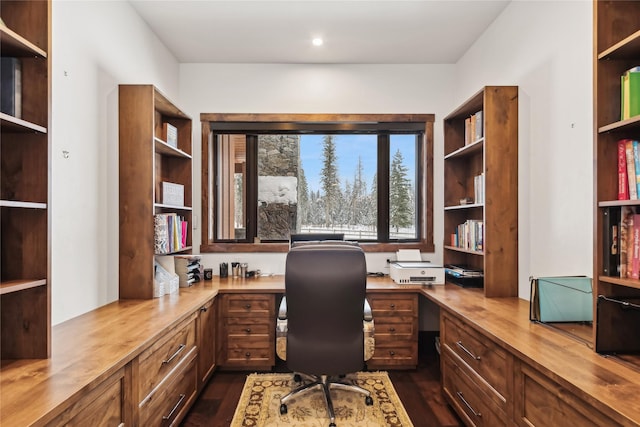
[389,149,414,232]
[297,167,310,227]
[320,135,340,227]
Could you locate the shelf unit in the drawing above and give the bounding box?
[594,1,640,356]
[119,85,193,299]
[0,0,51,359]
[443,86,518,298]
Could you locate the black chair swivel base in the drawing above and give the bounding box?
[279,374,374,427]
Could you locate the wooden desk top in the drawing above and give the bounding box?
[2,277,640,426]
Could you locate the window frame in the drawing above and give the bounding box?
[200,113,434,253]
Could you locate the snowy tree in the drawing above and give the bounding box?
[320,135,341,227]
[389,149,414,232]
[297,167,310,227]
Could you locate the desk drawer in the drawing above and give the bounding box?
[138,314,197,401]
[373,321,415,340]
[442,312,508,398]
[442,347,508,427]
[368,293,417,316]
[367,343,416,366]
[226,347,274,366]
[139,347,197,427]
[221,294,275,317]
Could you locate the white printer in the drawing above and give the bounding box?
[388,250,444,285]
[390,261,445,285]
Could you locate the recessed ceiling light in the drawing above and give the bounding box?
[312,37,323,47]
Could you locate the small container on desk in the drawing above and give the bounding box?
[444,264,484,288]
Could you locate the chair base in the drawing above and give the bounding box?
[279,374,374,426]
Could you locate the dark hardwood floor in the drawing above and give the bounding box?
[182,333,462,426]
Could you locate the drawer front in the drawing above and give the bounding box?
[442,348,508,427]
[140,347,198,427]
[442,312,507,398]
[367,343,417,366]
[226,347,275,366]
[367,293,417,316]
[222,294,275,317]
[45,368,125,427]
[514,362,615,427]
[373,321,415,340]
[226,322,273,335]
[138,314,197,401]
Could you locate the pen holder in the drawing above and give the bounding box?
[219,262,228,278]
[231,262,240,277]
[240,263,248,277]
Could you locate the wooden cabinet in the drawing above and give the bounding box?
[118,84,193,299]
[593,1,640,357]
[440,311,511,426]
[135,312,198,426]
[366,292,418,369]
[197,297,216,390]
[443,86,518,297]
[0,0,51,359]
[218,293,275,370]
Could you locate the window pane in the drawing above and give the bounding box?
[389,134,417,240]
[216,134,247,240]
[256,134,378,241]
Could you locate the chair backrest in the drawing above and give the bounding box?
[284,242,367,376]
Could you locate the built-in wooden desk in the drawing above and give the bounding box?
[2,277,640,426]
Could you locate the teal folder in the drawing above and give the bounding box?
[530,276,593,323]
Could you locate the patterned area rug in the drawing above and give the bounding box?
[230,371,414,427]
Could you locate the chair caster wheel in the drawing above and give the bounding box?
[365,396,374,405]
[293,374,302,383]
[329,423,336,427]
[280,403,288,415]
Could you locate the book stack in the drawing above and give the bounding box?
[450,219,484,252]
[621,66,640,121]
[444,264,484,288]
[464,110,483,145]
[603,206,640,279]
[617,139,640,200]
[174,255,202,287]
[154,213,188,254]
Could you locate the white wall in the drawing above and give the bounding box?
[50,0,594,324]
[454,0,593,297]
[178,63,456,277]
[51,0,180,324]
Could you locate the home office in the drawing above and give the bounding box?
[2,1,640,426]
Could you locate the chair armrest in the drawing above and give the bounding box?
[278,296,288,320]
[364,298,373,322]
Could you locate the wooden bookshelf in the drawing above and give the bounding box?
[0,0,51,360]
[443,86,518,297]
[594,1,640,356]
[119,85,193,299]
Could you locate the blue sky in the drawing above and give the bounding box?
[300,134,416,193]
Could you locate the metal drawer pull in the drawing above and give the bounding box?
[456,341,481,360]
[245,328,251,333]
[245,303,251,309]
[390,303,396,309]
[200,306,208,313]
[456,391,481,418]
[389,327,396,332]
[162,393,186,421]
[162,344,186,365]
[245,352,251,357]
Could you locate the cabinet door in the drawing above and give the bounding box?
[45,368,127,427]
[514,361,616,427]
[198,297,216,389]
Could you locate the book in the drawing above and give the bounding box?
[621,66,640,120]
[632,214,640,279]
[634,141,640,197]
[154,214,169,254]
[474,110,483,141]
[619,139,630,200]
[626,139,637,200]
[621,206,636,278]
[602,207,620,276]
[0,57,22,118]
[163,123,178,148]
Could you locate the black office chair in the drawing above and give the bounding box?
[277,241,374,427]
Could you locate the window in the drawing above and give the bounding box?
[201,114,434,253]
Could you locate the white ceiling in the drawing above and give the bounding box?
[129,0,511,64]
